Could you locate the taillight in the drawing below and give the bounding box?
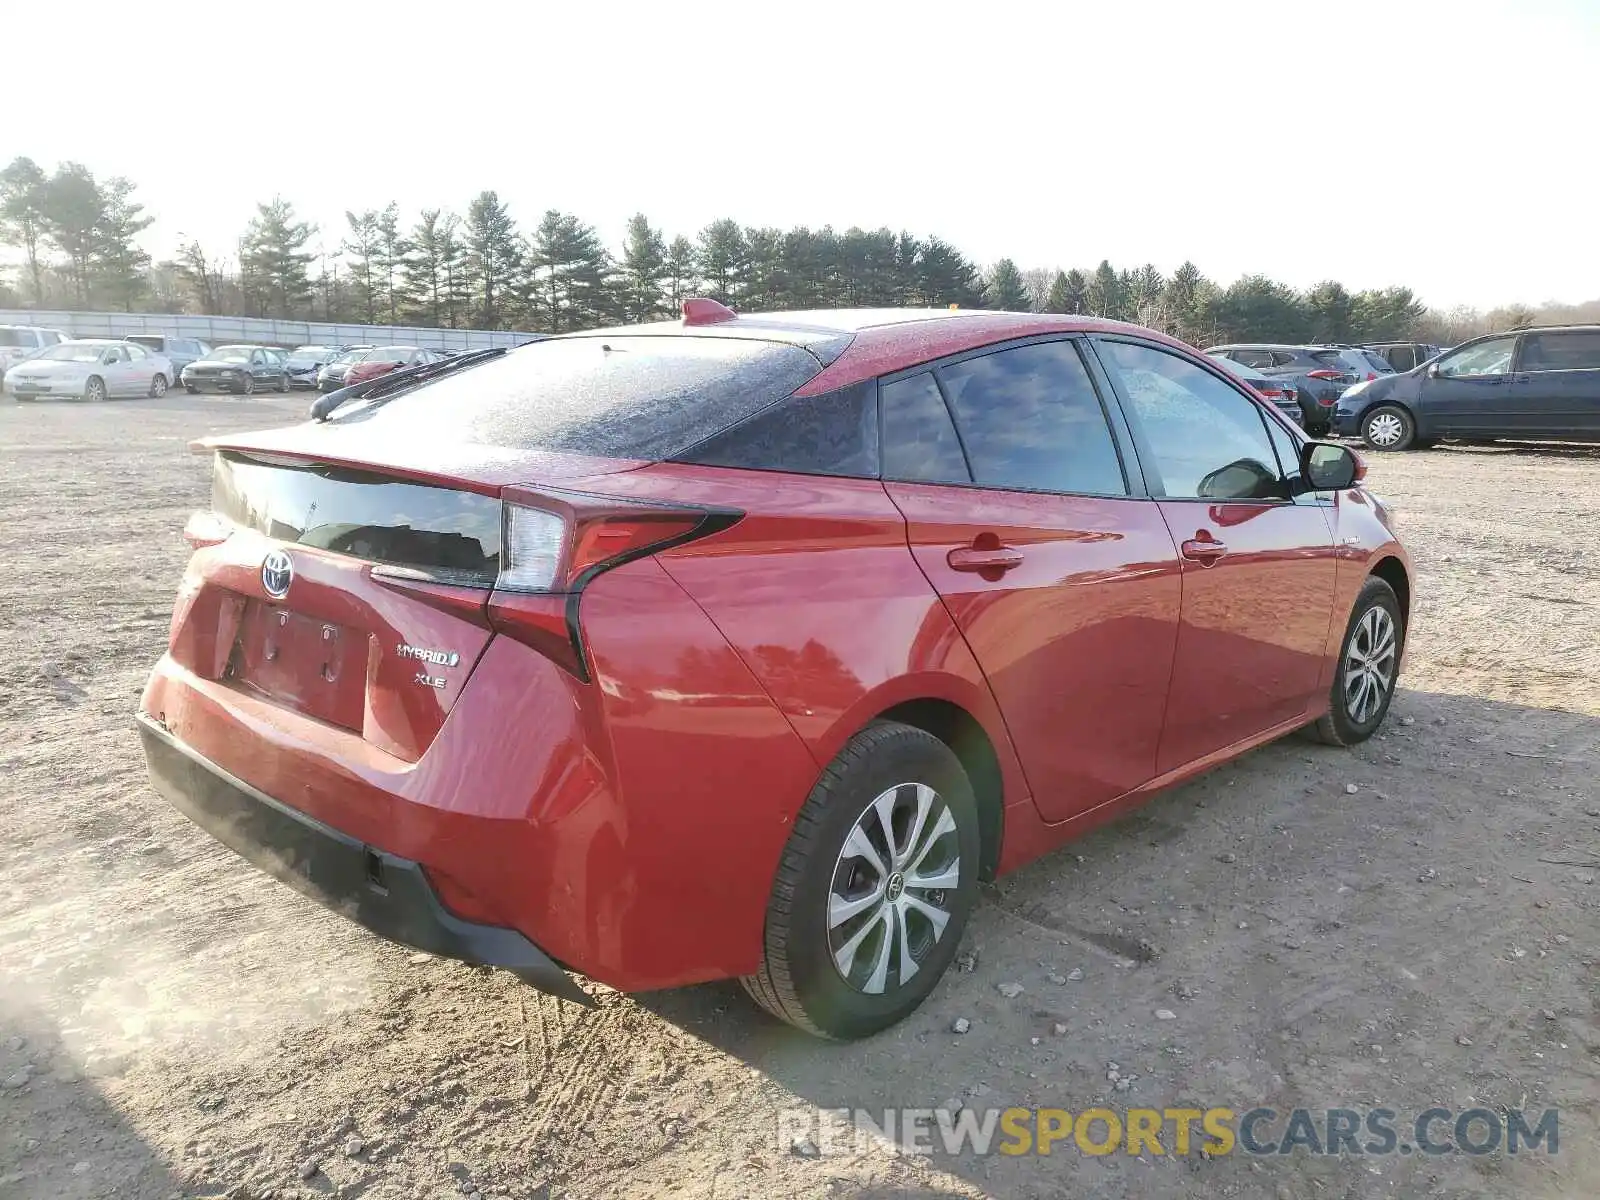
[1306,369,1344,380]
[487,489,740,679]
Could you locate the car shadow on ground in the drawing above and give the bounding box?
[636,686,1599,1199]
[1431,440,1600,460]
[0,994,185,1199]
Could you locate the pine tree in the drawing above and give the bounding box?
[341,209,382,324]
[240,198,314,318]
[984,258,1031,311]
[0,157,50,306]
[1162,261,1206,342]
[1061,268,1090,314]
[464,190,519,329]
[695,219,749,307]
[743,226,786,311]
[1129,263,1166,329]
[528,210,614,333]
[1305,280,1354,343]
[1043,271,1072,314]
[1087,260,1122,320]
[91,177,153,312]
[663,235,698,313]
[617,213,667,322]
[915,237,985,308]
[402,208,454,326]
[374,202,404,324]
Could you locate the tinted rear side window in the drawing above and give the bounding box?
[334,336,823,460]
[677,381,879,477]
[1521,331,1600,371]
[882,372,971,484]
[935,341,1126,496]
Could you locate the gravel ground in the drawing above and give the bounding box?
[1,393,1597,1200]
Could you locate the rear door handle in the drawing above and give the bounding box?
[1180,538,1228,565]
[947,546,1025,573]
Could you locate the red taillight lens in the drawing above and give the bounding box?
[1306,369,1343,380]
[488,489,741,679]
[1365,372,1377,381]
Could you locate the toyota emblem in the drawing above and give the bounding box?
[261,550,294,599]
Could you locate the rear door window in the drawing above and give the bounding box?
[1097,339,1286,501]
[934,340,1127,496]
[881,372,971,483]
[1520,331,1600,372]
[1233,347,1275,369]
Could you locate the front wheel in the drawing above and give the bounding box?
[149,373,168,398]
[1307,577,1403,746]
[741,721,980,1040]
[84,376,106,403]
[1361,404,1416,451]
[183,384,197,394]
[240,374,255,396]
[275,372,289,392]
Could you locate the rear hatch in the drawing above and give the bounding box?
[170,330,834,759]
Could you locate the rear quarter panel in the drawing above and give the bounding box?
[594,465,1032,814]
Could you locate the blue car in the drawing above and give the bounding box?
[1336,326,1600,451]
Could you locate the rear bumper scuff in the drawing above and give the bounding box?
[134,711,593,1007]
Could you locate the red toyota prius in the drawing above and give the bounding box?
[138,303,1412,1039]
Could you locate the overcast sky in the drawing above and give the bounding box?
[11,0,1597,310]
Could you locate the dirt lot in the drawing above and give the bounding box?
[2,392,1597,1200]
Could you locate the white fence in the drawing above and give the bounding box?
[0,310,539,352]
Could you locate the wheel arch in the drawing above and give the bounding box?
[871,697,1004,883]
[1369,554,1411,625]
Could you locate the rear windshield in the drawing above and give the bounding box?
[126,335,164,349]
[0,329,32,347]
[330,335,825,460]
[214,453,502,585]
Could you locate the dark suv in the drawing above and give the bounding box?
[1335,325,1600,450]
[1360,342,1442,373]
[1205,344,1390,434]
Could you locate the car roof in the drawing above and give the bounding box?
[567,308,1192,394]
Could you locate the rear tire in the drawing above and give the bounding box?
[741,721,980,1040]
[1307,577,1403,747]
[1361,404,1416,451]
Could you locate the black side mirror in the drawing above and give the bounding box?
[1300,441,1364,490]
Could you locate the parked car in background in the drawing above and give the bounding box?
[1207,354,1304,426]
[138,302,1411,1040]
[316,345,375,392]
[1360,342,1442,373]
[0,324,69,376]
[4,338,173,401]
[285,345,338,389]
[181,345,290,395]
[1205,344,1388,434]
[1336,325,1600,450]
[124,334,212,380]
[340,345,442,387]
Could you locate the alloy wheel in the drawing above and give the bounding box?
[1366,412,1404,448]
[151,374,167,397]
[828,782,961,994]
[1344,606,1397,724]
